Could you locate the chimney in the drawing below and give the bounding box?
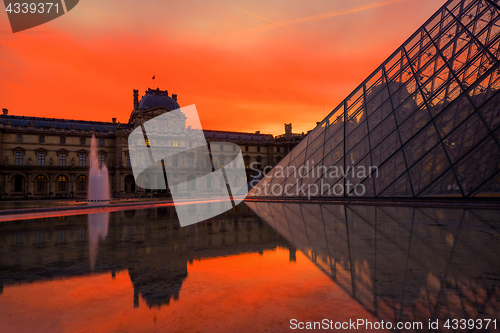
[172,94,177,101]
[133,89,139,109]
[255,131,260,134]
[2,108,8,115]
[112,118,116,123]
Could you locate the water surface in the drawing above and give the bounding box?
[0,202,499,332]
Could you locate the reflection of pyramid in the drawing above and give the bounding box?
[246,201,500,326]
[250,0,500,198]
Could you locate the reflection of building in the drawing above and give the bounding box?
[0,203,293,308]
[251,0,500,198]
[247,201,500,329]
[0,88,304,199]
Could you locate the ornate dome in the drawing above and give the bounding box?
[138,88,180,110]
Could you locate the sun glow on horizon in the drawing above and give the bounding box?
[0,0,443,135]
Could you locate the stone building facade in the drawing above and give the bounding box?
[0,88,304,199]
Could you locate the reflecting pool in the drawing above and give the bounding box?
[0,202,499,332]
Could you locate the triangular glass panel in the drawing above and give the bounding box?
[420,168,462,197]
[444,113,489,163]
[410,143,450,194]
[455,136,500,195]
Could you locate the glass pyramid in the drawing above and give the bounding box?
[250,0,500,198]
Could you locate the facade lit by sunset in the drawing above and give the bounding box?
[0,0,499,332]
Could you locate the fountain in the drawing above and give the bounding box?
[88,211,110,270]
[88,135,110,202]
[87,135,110,270]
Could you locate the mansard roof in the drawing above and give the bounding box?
[1,115,131,132]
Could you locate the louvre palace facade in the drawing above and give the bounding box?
[0,88,304,199]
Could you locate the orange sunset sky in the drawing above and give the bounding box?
[0,0,443,135]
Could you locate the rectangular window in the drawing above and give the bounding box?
[188,155,194,168]
[233,145,236,152]
[59,153,66,166]
[173,155,178,167]
[80,138,86,145]
[126,154,131,166]
[220,144,223,151]
[15,152,23,165]
[245,146,249,152]
[16,134,22,142]
[39,135,45,143]
[38,152,46,166]
[277,147,280,152]
[60,137,66,144]
[99,138,104,146]
[173,141,178,147]
[257,146,261,152]
[99,154,105,167]
[79,154,86,166]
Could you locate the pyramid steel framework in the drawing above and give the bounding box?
[250,0,500,198]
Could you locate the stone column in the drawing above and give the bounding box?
[115,129,127,196]
[4,173,10,197]
[27,171,33,198]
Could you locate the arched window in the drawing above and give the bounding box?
[58,175,68,191]
[232,175,239,186]
[244,156,251,169]
[36,175,46,192]
[13,175,23,192]
[187,175,196,191]
[124,175,136,192]
[77,175,87,192]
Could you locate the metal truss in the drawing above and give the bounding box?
[250,0,500,198]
